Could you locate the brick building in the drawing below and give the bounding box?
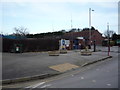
[62,29,104,49]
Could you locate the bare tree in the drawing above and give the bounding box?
[104,30,115,38]
[13,26,29,37]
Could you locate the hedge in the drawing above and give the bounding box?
[2,38,59,52]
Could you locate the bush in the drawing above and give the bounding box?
[102,40,115,46]
[110,41,115,46]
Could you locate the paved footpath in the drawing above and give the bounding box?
[2,46,119,82]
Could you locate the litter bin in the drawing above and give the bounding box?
[14,44,23,53]
[88,45,91,49]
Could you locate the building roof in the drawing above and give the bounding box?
[63,29,103,40]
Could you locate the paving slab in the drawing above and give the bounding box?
[49,63,79,72]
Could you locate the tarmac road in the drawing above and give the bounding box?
[31,53,118,88]
[2,49,119,89]
[2,46,119,81]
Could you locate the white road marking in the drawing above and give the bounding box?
[41,84,52,88]
[107,84,111,86]
[92,80,96,83]
[80,77,84,79]
[71,75,74,76]
[25,82,45,88]
[25,85,33,88]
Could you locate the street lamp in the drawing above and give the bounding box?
[89,8,94,47]
[70,13,74,50]
[107,23,110,56]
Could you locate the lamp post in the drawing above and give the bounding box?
[89,8,94,47]
[70,13,74,50]
[71,13,73,29]
[107,23,110,56]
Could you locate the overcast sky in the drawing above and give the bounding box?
[0,0,119,35]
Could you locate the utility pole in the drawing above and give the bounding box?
[89,8,94,47]
[89,8,91,29]
[52,21,55,38]
[52,21,54,32]
[107,23,110,56]
[71,14,73,29]
[89,8,91,47]
[71,13,74,50]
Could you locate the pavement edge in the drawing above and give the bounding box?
[81,56,112,67]
[2,72,62,85]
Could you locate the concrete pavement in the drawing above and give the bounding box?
[2,46,118,84]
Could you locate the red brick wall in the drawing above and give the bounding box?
[91,30,104,45]
[63,30,104,45]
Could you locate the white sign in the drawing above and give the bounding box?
[65,40,70,47]
[59,39,70,49]
[77,37,83,39]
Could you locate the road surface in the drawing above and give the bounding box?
[25,52,118,88]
